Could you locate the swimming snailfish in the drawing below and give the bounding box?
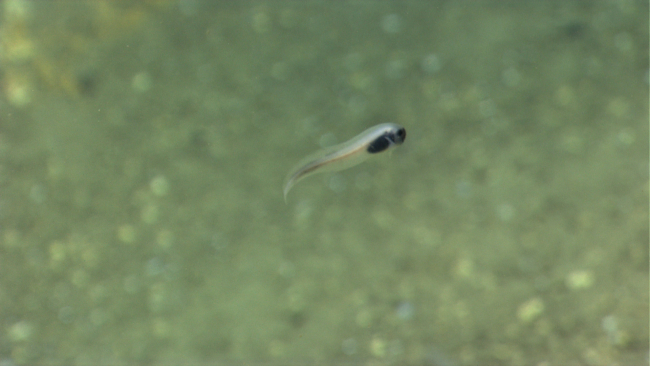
[283,123,406,201]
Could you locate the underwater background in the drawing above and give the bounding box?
[0,1,647,365]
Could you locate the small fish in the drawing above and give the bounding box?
[283,123,406,201]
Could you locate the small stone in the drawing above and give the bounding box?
[29,184,46,204]
[8,321,32,343]
[277,261,295,279]
[356,309,372,328]
[58,306,75,324]
[370,336,387,358]
[152,317,170,339]
[90,308,107,327]
[328,175,346,194]
[270,62,289,82]
[49,241,66,267]
[341,338,357,356]
[565,270,594,290]
[82,247,99,269]
[617,128,635,147]
[555,85,575,106]
[148,283,167,313]
[156,229,174,250]
[268,339,285,358]
[454,257,474,279]
[4,0,33,21]
[117,225,137,244]
[123,275,140,294]
[132,72,152,93]
[381,13,402,34]
[4,74,32,107]
[252,10,271,33]
[287,290,305,313]
[150,175,170,197]
[606,98,630,118]
[502,67,521,87]
[517,297,544,323]
[140,204,159,224]
[371,209,393,230]
[279,8,297,29]
[421,53,442,74]
[496,203,516,222]
[71,269,89,289]
[178,0,199,17]
[395,301,414,321]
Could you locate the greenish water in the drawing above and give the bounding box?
[0,1,647,365]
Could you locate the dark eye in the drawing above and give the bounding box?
[396,128,406,141]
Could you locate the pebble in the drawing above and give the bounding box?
[356,309,372,328]
[279,8,297,29]
[555,85,575,106]
[381,13,402,34]
[58,306,75,324]
[502,67,521,87]
[156,229,174,250]
[29,184,46,204]
[150,175,170,197]
[4,73,32,107]
[565,269,594,290]
[341,338,357,356]
[478,99,497,118]
[71,269,89,289]
[496,203,516,222]
[370,336,387,358]
[152,317,171,339]
[252,9,271,34]
[385,59,407,80]
[7,321,32,343]
[90,308,107,327]
[132,72,152,93]
[454,257,474,279]
[354,171,372,191]
[328,175,346,194]
[146,257,165,277]
[617,128,635,147]
[178,0,199,17]
[395,301,414,321]
[117,225,137,244]
[140,204,159,224]
[517,297,544,323]
[49,241,66,267]
[123,275,140,294]
[421,53,442,74]
[148,283,167,313]
[606,97,630,118]
[4,0,33,21]
[81,247,99,269]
